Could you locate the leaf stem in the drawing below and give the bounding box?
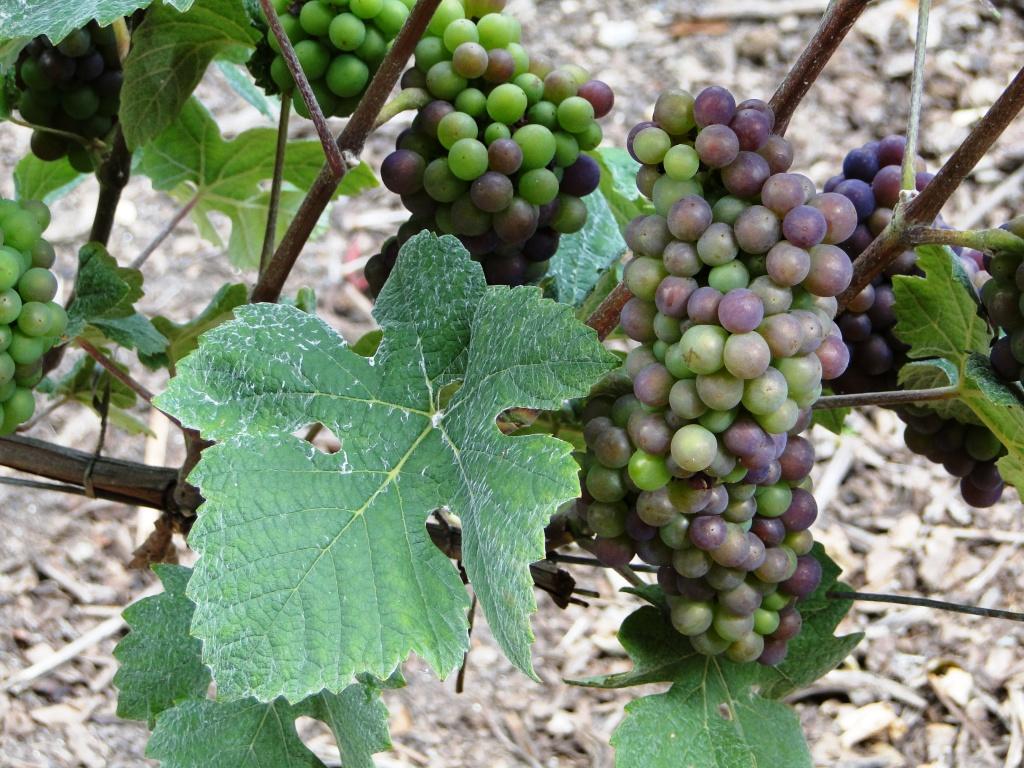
[78,339,155,406]
[258,0,345,178]
[769,0,871,136]
[130,193,201,269]
[828,590,1024,623]
[251,0,443,304]
[813,385,959,410]
[6,116,99,149]
[261,92,292,277]
[838,65,1024,311]
[905,224,1024,254]
[901,0,931,191]
[373,88,431,130]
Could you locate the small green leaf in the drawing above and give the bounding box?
[811,389,849,435]
[214,60,277,119]
[14,153,87,204]
[959,354,1024,490]
[138,99,374,268]
[113,565,211,727]
[548,190,628,306]
[0,1,193,46]
[898,359,979,424]
[893,245,991,361]
[574,548,858,768]
[120,0,260,149]
[143,283,248,368]
[590,147,653,233]
[66,243,168,357]
[156,233,618,702]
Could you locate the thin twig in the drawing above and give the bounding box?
[769,0,871,135]
[839,65,1024,310]
[905,224,1024,253]
[547,552,659,573]
[829,590,1024,623]
[251,0,442,304]
[6,116,98,149]
[259,0,344,177]
[130,194,200,269]
[584,282,632,341]
[0,475,140,505]
[78,339,155,405]
[813,385,959,410]
[261,92,292,276]
[901,0,931,191]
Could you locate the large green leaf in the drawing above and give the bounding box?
[590,147,653,233]
[120,0,260,149]
[66,242,168,358]
[547,190,627,307]
[113,564,211,726]
[137,99,376,268]
[114,566,393,767]
[0,1,193,45]
[156,232,618,702]
[574,547,859,767]
[14,154,87,204]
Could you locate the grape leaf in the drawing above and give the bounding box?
[113,564,211,726]
[114,566,394,767]
[898,358,980,425]
[66,243,168,357]
[590,147,653,233]
[142,282,248,368]
[548,190,628,307]
[137,98,377,268]
[958,355,1024,490]
[120,0,260,150]
[38,355,152,435]
[811,389,848,435]
[214,60,277,118]
[0,1,193,46]
[14,154,87,204]
[574,547,858,767]
[893,245,991,361]
[156,232,618,702]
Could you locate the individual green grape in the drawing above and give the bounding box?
[437,111,479,149]
[326,55,370,97]
[513,124,556,170]
[631,126,671,165]
[20,200,51,233]
[514,73,544,105]
[506,41,529,77]
[0,353,13,385]
[0,326,11,353]
[556,96,595,134]
[624,257,667,302]
[726,632,765,663]
[443,18,479,51]
[553,131,580,166]
[351,0,384,17]
[742,368,788,415]
[45,302,68,337]
[586,463,626,502]
[550,196,587,234]
[756,484,793,518]
[270,56,293,91]
[518,168,559,205]
[628,449,671,491]
[486,83,528,124]
[415,36,448,72]
[484,122,511,144]
[707,261,749,293]
[477,12,518,48]
[8,331,45,365]
[0,290,22,325]
[663,144,700,181]
[1,208,42,252]
[0,387,34,434]
[670,424,717,472]
[447,138,489,181]
[16,302,51,337]
[300,1,334,36]
[374,0,410,36]
[426,61,468,100]
[671,600,714,636]
[423,158,469,202]
[427,0,465,36]
[696,370,744,411]
[294,40,332,79]
[699,406,737,433]
[753,608,780,636]
[454,87,488,117]
[526,101,557,130]
[0,247,21,292]
[713,609,755,643]
[678,324,727,375]
[329,13,367,51]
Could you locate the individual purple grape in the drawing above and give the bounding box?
[960,476,1004,508]
[676,577,716,602]
[656,276,698,318]
[824,174,844,193]
[734,205,781,254]
[591,536,635,567]
[560,154,601,197]
[841,224,874,256]
[488,138,524,175]
[968,462,1003,492]
[736,98,775,129]
[658,566,681,595]
[843,145,880,181]
[740,534,768,570]
[805,244,853,297]
[991,336,1021,381]
[667,195,714,241]
[808,193,858,245]
[816,334,850,380]
[718,289,765,334]
[721,151,771,198]
[629,412,673,455]
[522,228,560,262]
[765,242,810,286]
[877,134,907,166]
[769,606,802,641]
[780,488,817,532]
[729,108,771,151]
[636,537,673,567]
[781,205,827,248]
[916,171,934,192]
[690,515,728,550]
[625,510,658,542]
[710,526,752,568]
[687,286,724,324]
[761,173,807,216]
[871,164,903,209]
[750,517,786,547]
[719,581,762,615]
[759,313,803,358]
[724,418,771,459]
[493,198,539,243]
[834,179,876,221]
[693,85,736,127]
[780,555,822,599]
[625,215,672,258]
[620,297,657,342]
[470,172,515,212]
[482,252,528,285]
[694,124,740,169]
[634,362,674,408]
[757,638,789,665]
[755,547,795,583]
[757,135,794,174]
[381,149,426,195]
[578,79,614,118]
[626,120,657,163]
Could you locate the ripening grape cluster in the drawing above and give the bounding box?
[365,0,612,293]
[827,138,1007,507]
[0,198,66,435]
[983,218,1024,389]
[258,0,414,118]
[578,86,859,665]
[14,23,123,171]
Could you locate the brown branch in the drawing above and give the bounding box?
[838,65,1024,311]
[769,0,870,135]
[813,385,959,410]
[259,0,343,177]
[585,282,632,341]
[828,590,1024,623]
[261,92,292,276]
[89,127,132,245]
[251,0,442,304]
[78,339,155,405]
[131,193,200,269]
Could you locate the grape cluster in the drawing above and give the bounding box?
[14,23,123,171]
[258,0,414,118]
[365,0,612,292]
[0,198,67,435]
[578,86,858,665]
[827,138,1006,507]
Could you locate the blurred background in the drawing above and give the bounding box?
[2,1,1024,765]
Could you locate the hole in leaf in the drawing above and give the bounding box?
[294,715,339,763]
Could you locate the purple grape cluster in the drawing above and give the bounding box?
[576,86,859,665]
[828,138,1006,507]
[364,0,612,294]
[981,216,1024,385]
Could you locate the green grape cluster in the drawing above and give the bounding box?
[365,0,613,292]
[257,0,415,119]
[578,85,859,665]
[14,22,123,171]
[0,198,67,435]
